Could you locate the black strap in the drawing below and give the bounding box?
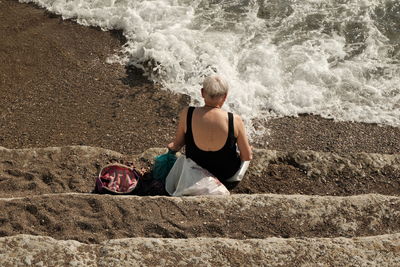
[187,106,195,134]
[228,112,234,139]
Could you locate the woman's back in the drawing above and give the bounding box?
[185,107,241,180]
[190,107,234,151]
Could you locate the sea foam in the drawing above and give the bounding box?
[20,0,400,135]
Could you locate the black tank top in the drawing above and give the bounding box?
[185,106,241,181]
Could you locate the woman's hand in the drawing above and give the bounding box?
[167,142,180,152]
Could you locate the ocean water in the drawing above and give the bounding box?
[20,0,400,135]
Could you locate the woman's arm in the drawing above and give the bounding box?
[167,107,188,152]
[235,115,253,161]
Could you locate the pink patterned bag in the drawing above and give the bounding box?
[95,163,141,194]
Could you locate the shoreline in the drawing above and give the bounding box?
[1,0,399,155]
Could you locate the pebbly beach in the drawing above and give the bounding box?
[1,0,400,265]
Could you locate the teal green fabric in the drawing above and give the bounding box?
[152,150,177,183]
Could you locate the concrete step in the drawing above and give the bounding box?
[236,149,400,195]
[1,146,399,197]
[0,146,134,197]
[0,193,399,243]
[1,234,399,266]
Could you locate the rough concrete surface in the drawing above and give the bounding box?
[0,193,399,242]
[1,146,399,197]
[0,234,399,266]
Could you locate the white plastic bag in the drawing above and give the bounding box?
[165,156,230,196]
[224,161,250,182]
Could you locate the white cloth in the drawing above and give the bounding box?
[224,161,250,182]
[165,156,249,196]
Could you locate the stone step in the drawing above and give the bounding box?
[1,146,399,197]
[0,146,135,198]
[1,234,399,266]
[0,193,399,243]
[235,149,400,195]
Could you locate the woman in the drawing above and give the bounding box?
[167,75,252,181]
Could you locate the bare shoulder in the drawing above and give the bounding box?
[233,113,245,136]
[233,113,244,126]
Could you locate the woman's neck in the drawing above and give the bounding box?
[204,104,221,109]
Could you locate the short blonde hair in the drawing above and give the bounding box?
[202,75,229,98]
